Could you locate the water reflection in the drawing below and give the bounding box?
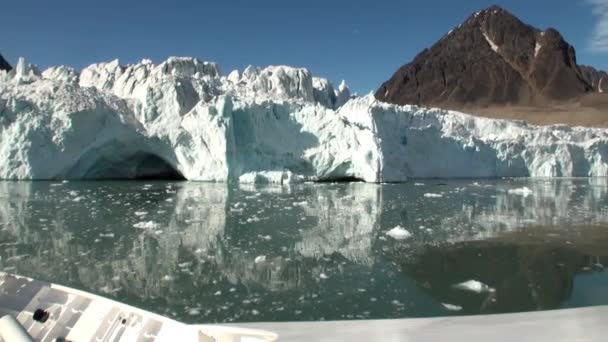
[0,179,606,322]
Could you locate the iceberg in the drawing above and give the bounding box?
[1,56,608,182]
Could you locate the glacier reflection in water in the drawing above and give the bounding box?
[0,179,607,323]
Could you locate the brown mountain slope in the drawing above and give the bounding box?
[580,65,608,93]
[0,53,11,71]
[375,5,595,108]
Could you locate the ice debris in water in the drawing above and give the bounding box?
[134,211,148,216]
[385,226,412,240]
[424,193,443,198]
[508,187,533,197]
[254,255,266,264]
[187,308,200,316]
[441,303,463,311]
[133,221,161,229]
[319,273,329,280]
[452,280,495,293]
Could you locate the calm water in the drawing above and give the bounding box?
[0,179,607,323]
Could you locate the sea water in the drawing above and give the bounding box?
[0,179,606,323]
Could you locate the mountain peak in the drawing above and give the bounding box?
[0,53,11,71]
[375,6,594,107]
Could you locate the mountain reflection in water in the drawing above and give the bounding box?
[0,179,606,323]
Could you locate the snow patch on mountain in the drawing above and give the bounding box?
[1,56,608,182]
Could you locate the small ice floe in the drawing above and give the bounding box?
[134,211,148,217]
[424,193,443,198]
[508,187,533,197]
[100,285,121,294]
[246,215,261,223]
[162,275,173,282]
[72,196,85,202]
[414,183,425,186]
[187,308,201,316]
[254,255,266,264]
[452,280,495,294]
[442,303,463,311]
[385,226,412,240]
[319,273,329,280]
[133,221,160,229]
[214,291,222,296]
[293,201,308,207]
[99,233,115,238]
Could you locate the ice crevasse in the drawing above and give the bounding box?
[1,56,608,183]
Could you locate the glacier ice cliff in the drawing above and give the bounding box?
[1,56,608,182]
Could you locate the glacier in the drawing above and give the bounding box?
[1,56,608,182]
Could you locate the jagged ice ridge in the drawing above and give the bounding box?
[1,56,608,182]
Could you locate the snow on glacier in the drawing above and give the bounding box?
[1,56,608,182]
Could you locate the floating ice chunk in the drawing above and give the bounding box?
[442,303,463,311]
[385,226,412,240]
[414,183,425,186]
[319,273,329,279]
[134,211,148,216]
[133,221,160,229]
[508,187,533,197]
[246,215,261,223]
[254,255,266,264]
[424,193,443,198]
[162,275,173,282]
[452,280,495,293]
[187,308,200,316]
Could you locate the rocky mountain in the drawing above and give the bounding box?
[580,65,607,93]
[0,53,11,71]
[375,5,596,107]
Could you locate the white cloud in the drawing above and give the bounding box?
[587,0,608,52]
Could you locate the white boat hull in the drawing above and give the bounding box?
[0,272,277,341]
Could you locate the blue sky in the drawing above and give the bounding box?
[1,0,607,93]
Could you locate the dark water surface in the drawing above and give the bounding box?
[0,179,606,323]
